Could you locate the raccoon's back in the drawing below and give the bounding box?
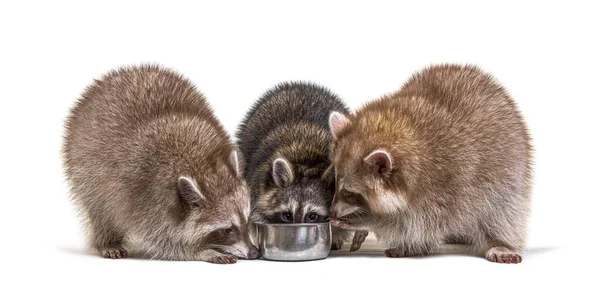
[359,64,531,204]
[398,64,532,200]
[399,64,520,120]
[63,65,222,200]
[399,64,531,157]
[236,82,348,172]
[65,64,216,138]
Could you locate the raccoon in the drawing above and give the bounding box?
[63,65,259,264]
[328,64,532,263]
[236,82,352,249]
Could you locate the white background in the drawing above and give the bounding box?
[1,1,598,297]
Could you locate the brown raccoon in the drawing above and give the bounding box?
[328,64,532,263]
[63,65,259,264]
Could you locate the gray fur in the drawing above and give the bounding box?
[236,82,351,248]
[63,64,258,263]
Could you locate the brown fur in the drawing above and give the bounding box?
[329,64,532,263]
[63,64,259,263]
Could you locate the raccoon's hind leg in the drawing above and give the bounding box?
[472,225,524,263]
[475,211,526,264]
[478,233,523,264]
[87,216,127,259]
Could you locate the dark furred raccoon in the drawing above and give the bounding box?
[236,82,351,249]
[329,64,532,263]
[63,65,259,264]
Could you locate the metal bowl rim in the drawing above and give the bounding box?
[255,222,330,228]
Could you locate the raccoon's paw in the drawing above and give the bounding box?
[350,230,369,253]
[196,249,238,264]
[101,247,128,259]
[210,255,238,264]
[384,248,407,258]
[385,244,436,258]
[486,247,522,264]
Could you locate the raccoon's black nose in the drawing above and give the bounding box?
[248,245,260,259]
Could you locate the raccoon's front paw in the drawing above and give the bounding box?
[384,248,407,258]
[385,244,434,258]
[197,249,238,264]
[486,246,522,264]
[350,230,369,253]
[210,255,238,264]
[101,247,128,259]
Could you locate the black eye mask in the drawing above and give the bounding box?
[202,227,239,247]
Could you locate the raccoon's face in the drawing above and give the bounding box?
[327,112,407,226]
[254,158,333,224]
[177,150,260,260]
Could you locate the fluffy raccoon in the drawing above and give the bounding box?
[63,65,259,264]
[329,64,532,263]
[236,82,352,249]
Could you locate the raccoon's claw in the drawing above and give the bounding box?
[486,247,522,264]
[211,255,238,264]
[350,230,369,253]
[487,253,521,264]
[102,248,127,259]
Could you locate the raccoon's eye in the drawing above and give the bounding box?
[280,212,293,222]
[206,227,238,246]
[341,189,368,209]
[307,213,319,222]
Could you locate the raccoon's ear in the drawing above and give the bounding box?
[178,176,206,207]
[329,111,351,139]
[229,148,242,177]
[364,150,393,176]
[272,158,294,188]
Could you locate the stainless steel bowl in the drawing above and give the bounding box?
[256,222,331,261]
